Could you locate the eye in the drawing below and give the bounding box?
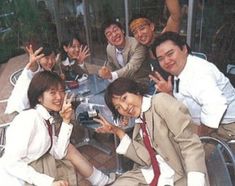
[157,57,164,62]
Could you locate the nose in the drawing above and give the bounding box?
[120,101,128,111]
[136,30,142,38]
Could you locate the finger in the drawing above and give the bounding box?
[35,54,45,61]
[63,93,68,105]
[149,74,159,83]
[67,93,74,104]
[34,47,43,56]
[56,53,61,62]
[155,71,165,81]
[26,44,33,54]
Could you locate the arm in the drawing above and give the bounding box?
[94,114,150,165]
[25,45,44,72]
[152,93,206,183]
[162,0,181,33]
[3,112,55,186]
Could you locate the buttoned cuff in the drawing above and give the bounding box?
[110,71,118,82]
[79,62,85,69]
[116,134,131,154]
[187,171,205,186]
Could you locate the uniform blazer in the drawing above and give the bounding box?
[124,93,208,185]
[106,36,150,85]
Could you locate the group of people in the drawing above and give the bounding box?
[1,0,235,185]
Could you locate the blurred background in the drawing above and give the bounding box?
[0,0,235,74]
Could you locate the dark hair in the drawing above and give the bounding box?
[37,43,56,57]
[60,34,82,60]
[151,32,192,58]
[102,19,124,36]
[104,77,148,120]
[28,71,65,108]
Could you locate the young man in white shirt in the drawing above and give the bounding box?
[150,31,235,140]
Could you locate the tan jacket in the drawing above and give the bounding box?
[124,93,209,185]
[106,37,150,85]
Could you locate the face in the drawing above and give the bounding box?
[112,92,142,118]
[63,39,81,59]
[155,40,188,76]
[39,53,56,71]
[105,24,125,48]
[39,84,65,112]
[132,23,155,46]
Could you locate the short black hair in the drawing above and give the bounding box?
[37,43,56,56]
[101,19,124,35]
[151,31,192,58]
[104,77,148,120]
[28,71,65,109]
[60,34,82,60]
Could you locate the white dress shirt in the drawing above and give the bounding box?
[0,104,73,186]
[116,96,205,186]
[174,55,235,128]
[5,65,42,114]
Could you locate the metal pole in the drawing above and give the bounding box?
[83,0,93,63]
[124,0,129,36]
[187,0,194,46]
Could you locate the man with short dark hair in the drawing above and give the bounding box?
[98,20,150,85]
[151,31,235,139]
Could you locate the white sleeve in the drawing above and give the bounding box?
[187,171,205,186]
[116,134,131,154]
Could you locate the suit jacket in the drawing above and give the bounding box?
[124,93,208,185]
[106,37,150,85]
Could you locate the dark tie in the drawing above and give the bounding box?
[175,78,180,93]
[140,116,160,186]
[45,119,53,152]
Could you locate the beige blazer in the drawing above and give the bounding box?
[124,93,209,185]
[106,37,150,85]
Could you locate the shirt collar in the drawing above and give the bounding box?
[35,104,52,121]
[176,54,192,81]
[62,57,75,66]
[135,95,152,123]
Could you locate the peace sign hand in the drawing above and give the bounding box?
[25,45,45,72]
[149,71,173,94]
[59,93,74,124]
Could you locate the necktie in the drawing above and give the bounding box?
[175,78,180,93]
[116,50,124,67]
[45,119,53,152]
[140,116,160,186]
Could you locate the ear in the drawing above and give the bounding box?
[150,23,155,31]
[38,96,42,103]
[182,44,188,54]
[63,45,68,52]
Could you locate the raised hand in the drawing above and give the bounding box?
[59,93,74,124]
[94,114,126,139]
[25,45,45,71]
[76,45,90,64]
[149,71,173,94]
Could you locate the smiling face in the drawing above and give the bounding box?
[39,85,65,112]
[111,92,142,118]
[131,23,155,46]
[63,38,81,59]
[39,52,56,71]
[105,24,125,48]
[155,40,188,76]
